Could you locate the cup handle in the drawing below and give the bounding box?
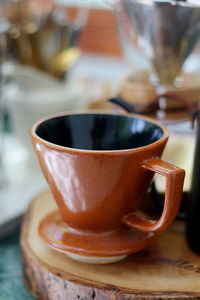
[122,158,185,233]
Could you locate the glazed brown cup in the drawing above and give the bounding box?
[31,111,185,234]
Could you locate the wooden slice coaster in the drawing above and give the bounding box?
[21,190,200,299]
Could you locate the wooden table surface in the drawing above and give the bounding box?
[21,191,200,300]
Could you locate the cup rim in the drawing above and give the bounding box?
[30,110,169,154]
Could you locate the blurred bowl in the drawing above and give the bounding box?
[5,65,92,159]
[120,70,156,106]
[119,69,200,122]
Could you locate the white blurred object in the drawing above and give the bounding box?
[53,0,108,9]
[155,133,195,194]
[0,132,47,237]
[5,64,95,160]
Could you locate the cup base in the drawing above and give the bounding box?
[39,211,155,263]
[60,251,127,264]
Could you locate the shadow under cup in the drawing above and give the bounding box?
[31,112,185,262]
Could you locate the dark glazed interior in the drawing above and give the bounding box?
[36,114,163,151]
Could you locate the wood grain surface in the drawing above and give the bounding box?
[21,190,200,300]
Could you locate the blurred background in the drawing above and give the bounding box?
[0,0,199,238]
[1,0,200,298]
[0,0,130,238]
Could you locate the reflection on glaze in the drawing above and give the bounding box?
[37,143,125,213]
[43,149,86,212]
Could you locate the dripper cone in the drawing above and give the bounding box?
[115,0,200,86]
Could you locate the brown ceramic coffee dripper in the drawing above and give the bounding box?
[31,111,185,263]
